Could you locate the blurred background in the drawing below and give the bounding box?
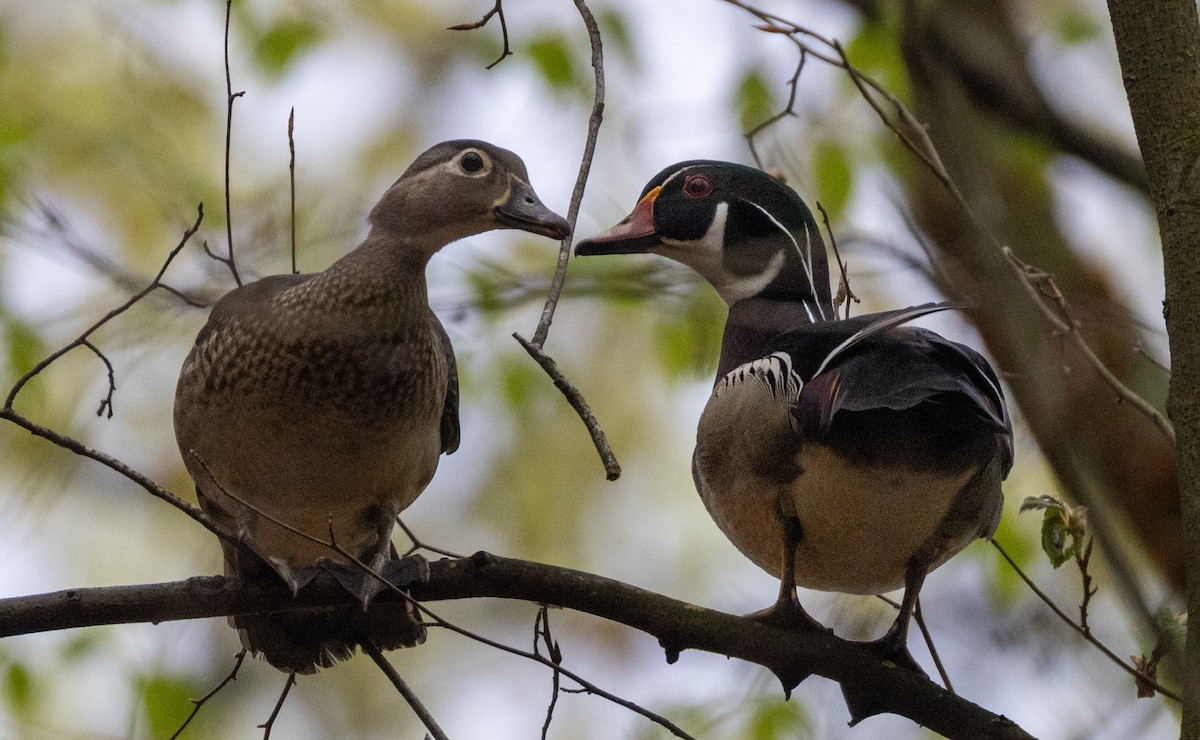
[0,0,1182,737]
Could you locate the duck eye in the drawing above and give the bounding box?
[460,151,485,173]
[683,174,713,198]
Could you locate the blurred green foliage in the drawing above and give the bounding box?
[733,67,776,131]
[527,32,580,91]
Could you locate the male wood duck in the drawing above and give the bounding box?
[575,160,1011,679]
[175,140,570,674]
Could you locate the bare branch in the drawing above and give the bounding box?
[530,0,606,348]
[1002,246,1175,444]
[168,650,246,740]
[816,202,857,319]
[288,107,298,275]
[396,517,466,559]
[5,205,204,410]
[0,406,228,540]
[0,559,1033,740]
[448,0,514,70]
[361,642,450,740]
[80,339,116,419]
[221,0,243,286]
[989,539,1179,701]
[745,43,806,169]
[536,605,564,740]
[514,333,620,480]
[257,672,295,739]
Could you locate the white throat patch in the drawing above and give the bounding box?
[659,202,786,305]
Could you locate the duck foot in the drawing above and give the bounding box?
[839,630,926,725]
[325,554,430,608]
[745,592,827,698]
[852,629,926,676]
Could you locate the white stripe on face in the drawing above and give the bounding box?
[659,202,787,305]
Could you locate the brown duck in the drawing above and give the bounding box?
[175,140,570,673]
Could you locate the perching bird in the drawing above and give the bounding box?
[575,160,1011,680]
[175,140,570,673]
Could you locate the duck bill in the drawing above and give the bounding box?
[494,178,572,240]
[575,186,662,255]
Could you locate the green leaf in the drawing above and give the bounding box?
[597,8,637,67]
[842,10,909,103]
[526,33,578,91]
[813,141,853,219]
[1057,10,1100,45]
[139,674,196,739]
[747,695,810,738]
[253,19,323,77]
[4,662,33,719]
[1020,494,1085,568]
[733,67,776,131]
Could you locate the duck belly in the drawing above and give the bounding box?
[693,378,988,595]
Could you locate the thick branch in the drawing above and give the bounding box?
[0,555,1031,740]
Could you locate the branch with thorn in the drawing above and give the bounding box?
[448,0,514,70]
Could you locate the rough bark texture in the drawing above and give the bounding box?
[893,0,1180,614]
[1105,0,1200,734]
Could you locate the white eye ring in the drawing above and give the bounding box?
[458,150,489,175]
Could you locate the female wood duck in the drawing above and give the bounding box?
[575,160,1011,675]
[174,140,570,673]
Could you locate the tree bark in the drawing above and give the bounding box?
[0,555,1034,740]
[1105,1,1200,735]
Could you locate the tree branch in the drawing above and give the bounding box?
[0,555,1033,740]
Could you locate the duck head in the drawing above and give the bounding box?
[576,161,834,321]
[369,139,571,250]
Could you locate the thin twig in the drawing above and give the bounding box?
[0,407,228,539]
[536,605,564,740]
[361,641,450,740]
[912,597,953,694]
[745,38,806,169]
[168,650,247,740]
[257,672,295,739]
[514,333,620,480]
[530,0,605,348]
[220,0,244,286]
[447,0,513,69]
[816,202,857,319]
[288,107,297,275]
[80,339,116,419]
[989,538,1180,701]
[1077,536,1096,635]
[1002,246,1175,444]
[5,205,204,410]
[396,517,466,559]
[875,593,952,692]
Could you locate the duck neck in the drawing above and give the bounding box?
[716,296,821,379]
[302,230,436,314]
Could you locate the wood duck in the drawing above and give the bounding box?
[174,140,570,673]
[575,160,1011,678]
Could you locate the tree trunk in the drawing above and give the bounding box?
[1105,0,1200,735]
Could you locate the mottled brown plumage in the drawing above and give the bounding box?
[175,140,569,673]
